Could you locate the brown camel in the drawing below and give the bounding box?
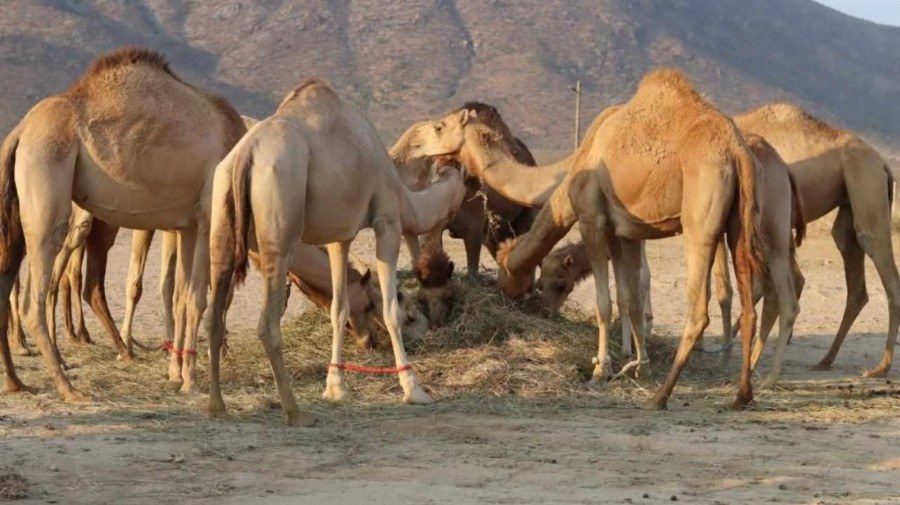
[391,103,539,296]
[205,80,469,426]
[735,103,900,378]
[0,47,246,400]
[424,70,764,409]
[414,239,456,328]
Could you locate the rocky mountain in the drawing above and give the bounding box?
[1,0,898,152]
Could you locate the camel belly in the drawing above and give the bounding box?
[73,157,204,230]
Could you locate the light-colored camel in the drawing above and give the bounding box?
[425,70,765,409]
[0,47,246,400]
[205,80,469,426]
[391,102,539,297]
[735,103,900,378]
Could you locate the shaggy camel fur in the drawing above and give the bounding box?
[205,80,468,426]
[391,103,538,295]
[425,70,764,409]
[0,47,246,399]
[735,103,900,378]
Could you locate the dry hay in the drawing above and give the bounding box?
[0,472,27,501]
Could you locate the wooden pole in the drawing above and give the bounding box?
[574,79,582,150]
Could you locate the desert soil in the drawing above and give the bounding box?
[1,230,899,504]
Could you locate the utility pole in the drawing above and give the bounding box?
[572,79,582,149]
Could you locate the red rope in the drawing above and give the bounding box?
[162,341,196,357]
[328,363,412,374]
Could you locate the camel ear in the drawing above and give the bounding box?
[361,269,372,285]
[562,255,575,269]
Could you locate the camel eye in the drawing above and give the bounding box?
[434,123,444,133]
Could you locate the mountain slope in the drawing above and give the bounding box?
[0,0,898,151]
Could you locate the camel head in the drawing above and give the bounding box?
[406,109,475,160]
[362,269,430,345]
[494,238,535,299]
[413,243,456,328]
[536,253,579,314]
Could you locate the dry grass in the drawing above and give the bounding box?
[0,472,27,501]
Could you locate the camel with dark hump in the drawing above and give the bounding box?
[0,47,247,399]
[205,80,469,426]
[423,69,764,409]
[735,103,900,378]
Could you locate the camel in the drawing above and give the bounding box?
[413,240,456,328]
[0,47,247,400]
[205,79,469,426]
[391,102,539,297]
[536,135,807,386]
[734,103,900,378]
[423,69,765,409]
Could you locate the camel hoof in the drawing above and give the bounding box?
[402,385,434,405]
[117,352,136,364]
[179,382,195,395]
[640,397,667,411]
[728,396,753,411]
[322,384,350,403]
[207,399,227,418]
[4,380,37,395]
[287,411,317,427]
[809,362,833,372]
[63,390,91,404]
[862,366,889,379]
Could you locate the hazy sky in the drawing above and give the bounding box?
[815,0,900,26]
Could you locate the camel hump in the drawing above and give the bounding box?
[637,68,699,96]
[278,78,339,110]
[84,46,176,81]
[744,102,848,141]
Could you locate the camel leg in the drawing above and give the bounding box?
[403,233,421,265]
[47,208,92,352]
[323,241,352,402]
[61,244,91,344]
[578,217,614,383]
[374,221,432,404]
[463,229,482,277]
[207,177,236,419]
[639,242,653,339]
[121,230,155,352]
[644,236,718,410]
[750,281,780,371]
[612,238,649,379]
[858,229,900,379]
[82,222,133,361]
[758,256,800,389]
[159,231,177,345]
[8,276,30,356]
[2,257,34,393]
[180,219,212,393]
[712,239,733,347]
[17,164,86,401]
[614,248,633,358]
[168,226,197,383]
[812,207,867,371]
[786,255,805,345]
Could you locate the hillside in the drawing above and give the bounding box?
[0,0,899,152]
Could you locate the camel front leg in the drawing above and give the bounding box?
[639,241,654,339]
[374,220,432,404]
[83,222,133,362]
[121,230,155,352]
[612,238,649,379]
[48,207,92,354]
[403,233,421,265]
[323,241,352,402]
[8,276,30,356]
[577,217,614,383]
[61,245,91,345]
[758,256,800,389]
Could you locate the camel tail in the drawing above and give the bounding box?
[231,145,254,285]
[787,171,806,248]
[0,127,23,273]
[734,148,765,275]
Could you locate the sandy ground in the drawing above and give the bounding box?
[2,230,899,504]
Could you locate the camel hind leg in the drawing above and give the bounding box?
[2,259,34,393]
[159,231,177,346]
[82,221,133,362]
[812,207,867,371]
[8,276,30,356]
[61,244,91,345]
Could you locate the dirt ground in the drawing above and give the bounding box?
[1,230,899,504]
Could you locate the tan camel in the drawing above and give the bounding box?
[205,80,469,426]
[0,47,247,400]
[391,103,539,296]
[735,103,900,378]
[425,70,765,409]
